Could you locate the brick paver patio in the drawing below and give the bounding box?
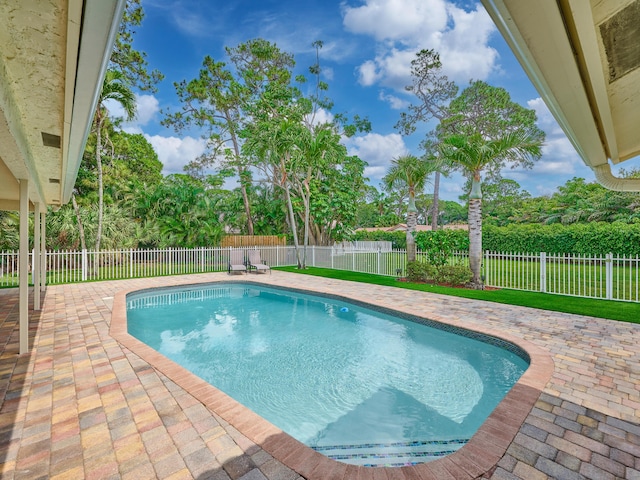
[0,272,638,479]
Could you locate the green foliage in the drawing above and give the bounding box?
[354,229,469,251]
[309,155,366,243]
[46,203,137,250]
[0,211,19,250]
[416,230,468,250]
[433,265,472,286]
[110,0,164,92]
[416,230,458,267]
[406,260,436,282]
[483,223,640,255]
[109,131,163,186]
[439,200,468,224]
[139,174,226,248]
[461,178,531,226]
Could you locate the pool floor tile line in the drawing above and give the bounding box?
[0,272,638,479]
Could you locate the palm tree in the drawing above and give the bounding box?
[421,138,449,230]
[383,155,431,262]
[93,70,136,253]
[440,132,542,287]
[0,211,19,250]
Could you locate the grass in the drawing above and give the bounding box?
[274,266,640,324]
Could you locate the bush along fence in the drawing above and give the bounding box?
[1,246,639,303]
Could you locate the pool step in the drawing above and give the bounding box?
[311,438,469,467]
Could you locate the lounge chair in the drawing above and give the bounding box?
[248,250,270,274]
[228,250,247,275]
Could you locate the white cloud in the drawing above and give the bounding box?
[323,67,335,81]
[105,94,160,134]
[440,171,466,200]
[491,97,597,196]
[527,97,562,134]
[438,5,498,82]
[306,108,335,127]
[343,132,409,182]
[343,0,448,43]
[358,60,380,86]
[357,48,417,90]
[134,95,161,125]
[144,134,207,175]
[345,0,498,89]
[379,91,410,110]
[523,97,585,175]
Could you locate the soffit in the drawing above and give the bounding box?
[0,0,125,211]
[0,0,69,209]
[481,0,640,170]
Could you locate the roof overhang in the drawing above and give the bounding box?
[481,0,640,191]
[0,0,126,211]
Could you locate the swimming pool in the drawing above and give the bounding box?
[126,282,528,467]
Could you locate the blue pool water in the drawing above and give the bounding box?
[127,283,528,467]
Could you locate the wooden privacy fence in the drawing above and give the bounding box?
[221,235,286,248]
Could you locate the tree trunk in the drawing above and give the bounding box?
[301,169,312,269]
[71,194,87,251]
[468,176,483,288]
[229,130,254,235]
[238,168,254,235]
[406,193,417,263]
[431,170,440,230]
[285,184,302,268]
[281,156,302,268]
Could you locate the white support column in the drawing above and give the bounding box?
[33,202,41,310]
[19,179,29,354]
[40,209,46,291]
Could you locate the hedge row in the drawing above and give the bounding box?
[354,229,469,251]
[355,222,640,255]
[483,223,640,255]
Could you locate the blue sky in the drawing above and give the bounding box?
[113,0,636,202]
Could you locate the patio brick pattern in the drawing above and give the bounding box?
[0,271,638,479]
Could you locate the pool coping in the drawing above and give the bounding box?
[110,276,555,480]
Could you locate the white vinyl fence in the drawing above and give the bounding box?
[2,246,639,303]
[484,251,640,302]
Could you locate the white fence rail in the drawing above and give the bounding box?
[484,251,640,302]
[2,246,639,303]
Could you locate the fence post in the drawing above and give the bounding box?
[130,249,134,279]
[276,245,279,267]
[540,252,546,293]
[312,245,316,267]
[331,246,334,269]
[484,251,489,285]
[606,253,613,300]
[81,249,87,282]
[377,248,381,275]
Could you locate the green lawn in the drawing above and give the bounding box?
[274,266,640,323]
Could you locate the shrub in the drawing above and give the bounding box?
[406,261,437,282]
[415,229,469,253]
[415,230,466,267]
[434,265,472,286]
